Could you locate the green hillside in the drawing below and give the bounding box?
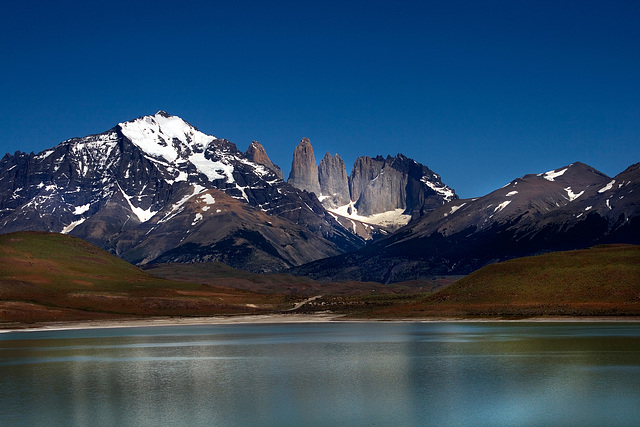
[1,231,166,289]
[372,245,640,317]
[4,232,636,323]
[0,231,288,324]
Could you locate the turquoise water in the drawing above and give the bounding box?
[1,322,640,426]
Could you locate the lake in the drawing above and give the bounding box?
[1,321,640,426]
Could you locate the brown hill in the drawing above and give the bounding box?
[0,231,289,324]
[371,244,640,318]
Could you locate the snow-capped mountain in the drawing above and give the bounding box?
[290,162,640,283]
[405,162,610,239]
[0,111,363,271]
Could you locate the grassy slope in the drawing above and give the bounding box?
[0,231,289,324]
[5,232,635,323]
[145,262,319,295]
[144,262,449,296]
[371,245,640,318]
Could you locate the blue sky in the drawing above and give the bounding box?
[1,0,639,198]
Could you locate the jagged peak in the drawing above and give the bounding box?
[245,140,272,158]
[321,151,343,161]
[120,111,202,133]
[117,112,216,164]
[245,140,270,161]
[244,141,284,180]
[289,137,320,194]
[155,110,172,118]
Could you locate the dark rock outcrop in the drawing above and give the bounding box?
[244,141,284,180]
[288,138,321,195]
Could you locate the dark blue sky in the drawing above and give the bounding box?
[1,0,639,198]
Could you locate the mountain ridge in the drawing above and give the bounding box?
[289,161,640,282]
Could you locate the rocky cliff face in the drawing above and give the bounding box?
[349,156,385,207]
[318,152,350,208]
[287,138,321,195]
[348,154,456,218]
[352,160,407,216]
[244,141,284,180]
[284,138,457,238]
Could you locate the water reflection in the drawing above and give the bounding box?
[1,322,640,426]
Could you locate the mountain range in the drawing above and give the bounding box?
[1,111,637,281]
[0,111,453,273]
[291,161,640,282]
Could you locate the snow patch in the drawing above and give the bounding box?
[505,191,518,197]
[174,171,188,182]
[564,187,584,201]
[445,203,466,217]
[200,194,216,205]
[421,178,456,202]
[73,204,90,215]
[35,150,55,160]
[598,180,616,193]
[541,167,568,181]
[61,218,86,234]
[191,213,203,226]
[329,202,411,228]
[493,200,511,213]
[118,184,158,223]
[585,206,592,211]
[239,158,272,179]
[189,152,234,182]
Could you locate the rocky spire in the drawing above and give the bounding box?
[349,156,385,203]
[287,138,321,195]
[318,152,350,208]
[245,141,284,180]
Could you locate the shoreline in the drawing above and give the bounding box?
[2,313,640,334]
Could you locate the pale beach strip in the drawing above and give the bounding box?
[2,314,640,334]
